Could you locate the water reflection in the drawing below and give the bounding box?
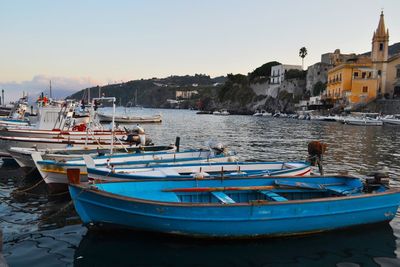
[75,224,398,267]
[2,109,400,266]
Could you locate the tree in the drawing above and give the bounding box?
[285,69,306,80]
[248,61,281,82]
[312,81,326,96]
[299,47,308,70]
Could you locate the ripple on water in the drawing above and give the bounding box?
[2,108,400,266]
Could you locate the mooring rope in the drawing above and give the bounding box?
[13,178,45,193]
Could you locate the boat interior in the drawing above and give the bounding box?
[93,177,368,204]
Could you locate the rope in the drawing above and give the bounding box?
[13,179,44,193]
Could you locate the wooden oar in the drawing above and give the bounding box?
[163,185,277,193]
[163,180,331,193]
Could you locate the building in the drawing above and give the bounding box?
[326,12,400,105]
[306,62,331,93]
[327,56,378,104]
[175,90,198,99]
[321,49,356,66]
[270,64,303,84]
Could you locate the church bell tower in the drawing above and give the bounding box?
[371,11,389,94]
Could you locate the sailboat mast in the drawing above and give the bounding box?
[49,80,52,99]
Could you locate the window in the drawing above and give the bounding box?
[378,70,382,76]
[363,86,368,93]
[362,72,366,78]
[379,43,384,51]
[396,68,400,78]
[339,73,342,81]
[368,72,372,78]
[354,72,359,78]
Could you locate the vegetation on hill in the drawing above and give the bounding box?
[248,61,280,83]
[285,69,307,80]
[67,74,225,108]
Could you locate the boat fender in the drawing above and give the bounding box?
[133,125,145,134]
[227,156,239,162]
[211,143,225,154]
[139,134,146,146]
[193,172,205,179]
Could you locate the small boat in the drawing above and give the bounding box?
[310,115,338,122]
[68,175,400,238]
[196,111,212,115]
[0,127,129,139]
[97,113,162,123]
[32,149,237,190]
[86,161,311,182]
[381,114,400,125]
[342,113,383,126]
[0,135,144,154]
[253,110,272,117]
[213,109,230,116]
[8,144,176,170]
[343,117,383,126]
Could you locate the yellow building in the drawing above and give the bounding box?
[326,11,400,105]
[327,57,378,104]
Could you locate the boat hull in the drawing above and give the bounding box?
[98,114,162,123]
[33,151,237,185]
[69,182,400,238]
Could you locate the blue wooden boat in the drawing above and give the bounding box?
[68,175,400,238]
[86,161,311,182]
[32,149,237,186]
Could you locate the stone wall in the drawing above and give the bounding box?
[306,62,331,93]
[369,99,400,114]
[251,78,305,98]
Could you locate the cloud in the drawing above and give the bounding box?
[0,75,100,103]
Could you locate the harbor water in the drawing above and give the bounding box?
[1,108,400,266]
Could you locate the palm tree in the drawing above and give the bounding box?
[299,47,308,70]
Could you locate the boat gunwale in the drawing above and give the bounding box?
[85,164,311,179]
[69,175,396,207]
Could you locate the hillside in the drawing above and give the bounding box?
[362,41,400,57]
[67,75,226,108]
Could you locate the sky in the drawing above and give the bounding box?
[0,0,399,102]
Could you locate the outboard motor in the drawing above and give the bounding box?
[364,167,390,193]
[307,141,327,175]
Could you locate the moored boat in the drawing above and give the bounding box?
[68,174,400,238]
[8,144,176,170]
[98,113,162,123]
[32,148,237,190]
[213,109,230,116]
[86,161,310,182]
[381,114,400,125]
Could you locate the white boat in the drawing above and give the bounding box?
[86,161,311,182]
[32,149,238,190]
[0,135,146,154]
[381,115,400,125]
[0,97,30,127]
[343,117,383,126]
[213,109,230,116]
[253,110,272,117]
[8,144,176,170]
[0,127,128,139]
[343,113,383,126]
[97,113,162,123]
